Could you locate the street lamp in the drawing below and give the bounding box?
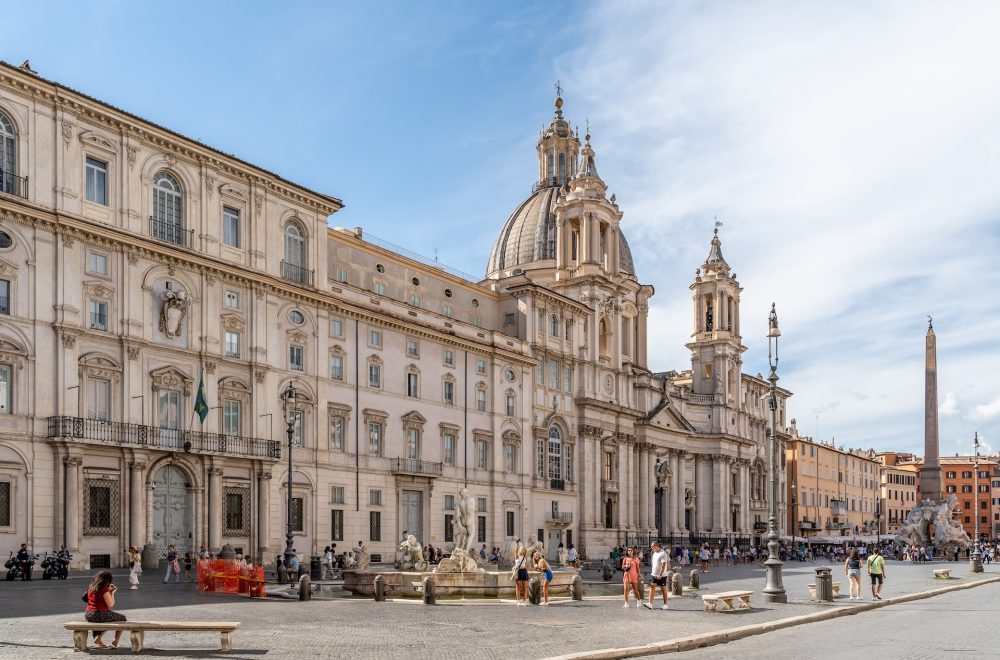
[762,303,787,603]
[971,432,983,573]
[281,382,298,568]
[791,479,797,560]
[654,457,664,541]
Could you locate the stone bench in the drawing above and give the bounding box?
[934,569,951,579]
[65,621,240,653]
[702,590,752,612]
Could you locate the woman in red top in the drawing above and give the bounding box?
[622,546,642,608]
[84,570,127,648]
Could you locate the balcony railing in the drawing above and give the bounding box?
[149,216,194,248]
[47,416,280,459]
[281,260,314,286]
[0,170,27,199]
[390,457,443,476]
[548,512,573,524]
[550,478,566,491]
[753,521,768,531]
[830,499,848,515]
[799,519,817,530]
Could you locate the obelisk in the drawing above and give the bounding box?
[919,317,942,500]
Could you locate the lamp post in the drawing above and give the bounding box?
[971,432,983,572]
[762,303,787,603]
[791,479,797,560]
[654,457,664,541]
[281,382,297,568]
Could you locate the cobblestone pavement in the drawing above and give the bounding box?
[0,559,993,658]
[666,579,1000,659]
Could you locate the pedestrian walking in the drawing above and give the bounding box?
[643,541,669,610]
[83,570,127,649]
[622,547,642,608]
[699,544,710,573]
[182,551,193,582]
[126,546,142,590]
[844,548,862,601]
[532,552,552,605]
[512,546,530,606]
[163,544,180,583]
[866,546,886,600]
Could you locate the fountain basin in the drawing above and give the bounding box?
[341,568,580,598]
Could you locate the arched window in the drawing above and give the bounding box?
[558,153,566,183]
[547,426,562,481]
[549,314,559,337]
[152,172,184,244]
[0,112,15,194]
[546,153,554,180]
[283,220,308,283]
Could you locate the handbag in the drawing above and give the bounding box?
[172,559,181,573]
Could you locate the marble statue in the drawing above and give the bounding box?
[896,495,970,552]
[397,535,428,571]
[524,534,544,561]
[433,546,482,573]
[158,286,191,339]
[353,542,370,570]
[557,545,568,568]
[453,488,477,558]
[498,539,520,569]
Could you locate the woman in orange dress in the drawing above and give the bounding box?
[622,546,642,608]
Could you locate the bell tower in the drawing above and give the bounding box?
[536,84,581,189]
[687,228,745,401]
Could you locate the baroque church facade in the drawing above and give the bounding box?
[0,60,789,568]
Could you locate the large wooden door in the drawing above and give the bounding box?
[152,465,190,556]
[401,490,423,542]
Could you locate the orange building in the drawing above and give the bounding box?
[937,456,996,540]
[876,453,919,536]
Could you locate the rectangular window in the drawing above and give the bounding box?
[444,381,454,405]
[476,389,486,412]
[224,289,240,309]
[87,485,112,530]
[330,355,343,380]
[369,329,382,347]
[222,206,240,248]
[368,364,381,388]
[444,514,454,542]
[548,359,559,389]
[368,422,382,456]
[222,399,240,436]
[369,489,382,506]
[444,494,455,510]
[88,252,108,275]
[224,489,248,535]
[409,292,421,307]
[565,320,572,340]
[330,486,345,504]
[444,350,454,366]
[336,266,349,283]
[369,511,381,541]
[85,157,108,205]
[224,330,240,358]
[563,366,572,392]
[505,445,516,473]
[406,372,418,397]
[289,345,303,371]
[374,281,386,296]
[477,515,486,543]
[332,509,344,541]
[504,313,515,326]
[476,359,487,375]
[565,444,574,481]
[330,416,344,451]
[471,314,481,327]
[0,279,8,315]
[88,300,108,331]
[406,428,420,460]
[542,440,550,477]
[0,481,10,526]
[506,394,515,417]
[443,434,455,465]
[330,318,344,337]
[444,304,454,318]
[506,511,515,537]
[86,378,110,421]
[407,339,419,357]
[536,366,544,385]
[290,410,304,447]
[290,497,304,532]
[158,390,180,429]
[963,471,972,479]
[476,439,488,469]
[477,497,487,513]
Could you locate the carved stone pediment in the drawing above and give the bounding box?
[219,184,247,200]
[84,281,114,301]
[0,257,17,276]
[79,131,119,154]
[401,410,427,429]
[327,402,352,417]
[501,429,521,445]
[218,376,251,395]
[288,330,308,344]
[221,314,245,331]
[150,365,193,396]
[79,353,122,382]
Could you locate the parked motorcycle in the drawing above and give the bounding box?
[39,552,69,579]
[5,551,26,581]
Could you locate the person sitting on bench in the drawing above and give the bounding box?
[84,570,127,649]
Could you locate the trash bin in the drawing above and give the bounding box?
[814,567,833,602]
[310,556,322,580]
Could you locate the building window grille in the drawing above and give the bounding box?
[223,487,250,536]
[83,479,118,536]
[290,497,304,532]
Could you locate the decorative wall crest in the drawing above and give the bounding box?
[158,286,191,339]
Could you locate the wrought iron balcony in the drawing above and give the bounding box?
[149,216,194,248]
[799,519,817,530]
[550,478,566,491]
[548,512,573,524]
[0,170,27,199]
[390,457,443,476]
[830,499,848,515]
[281,260,314,286]
[46,416,280,459]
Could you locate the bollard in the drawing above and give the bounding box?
[670,572,683,596]
[277,564,288,584]
[602,562,613,581]
[298,574,311,601]
[689,568,700,589]
[814,567,833,602]
[571,574,583,601]
[373,574,386,602]
[528,577,542,605]
[422,575,436,605]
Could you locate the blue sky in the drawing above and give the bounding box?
[6,1,1000,457]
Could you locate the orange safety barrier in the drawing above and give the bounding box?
[197,560,266,598]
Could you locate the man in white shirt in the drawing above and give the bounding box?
[567,544,579,568]
[643,541,670,610]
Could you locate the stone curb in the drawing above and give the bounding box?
[543,574,1000,660]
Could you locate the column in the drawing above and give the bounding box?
[145,479,155,546]
[209,468,223,553]
[692,454,701,531]
[742,462,751,534]
[672,451,684,533]
[581,433,592,526]
[129,462,147,549]
[617,442,627,529]
[257,471,272,561]
[555,217,564,269]
[594,436,603,527]
[638,447,649,531]
[65,457,83,553]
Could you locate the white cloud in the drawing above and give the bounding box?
[940,392,959,417]
[560,1,1000,455]
[970,396,1000,422]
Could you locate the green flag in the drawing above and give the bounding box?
[194,372,208,424]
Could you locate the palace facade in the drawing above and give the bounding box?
[0,60,791,569]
